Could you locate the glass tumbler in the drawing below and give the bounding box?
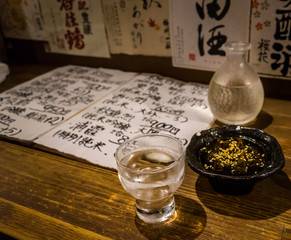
[115,134,185,223]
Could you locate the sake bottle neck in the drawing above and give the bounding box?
[223,42,251,66]
[226,51,248,65]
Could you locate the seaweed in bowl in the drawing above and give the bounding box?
[186,125,285,195]
[199,137,266,176]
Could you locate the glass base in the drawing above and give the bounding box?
[136,195,175,223]
[215,117,256,125]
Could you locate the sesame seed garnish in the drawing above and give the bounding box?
[199,137,266,175]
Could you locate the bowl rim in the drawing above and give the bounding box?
[186,125,285,181]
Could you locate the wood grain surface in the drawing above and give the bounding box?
[0,65,290,239]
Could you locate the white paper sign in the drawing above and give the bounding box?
[103,0,171,56]
[249,0,291,79]
[40,0,110,58]
[35,73,213,169]
[170,0,250,71]
[0,65,136,141]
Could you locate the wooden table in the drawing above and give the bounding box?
[0,64,290,240]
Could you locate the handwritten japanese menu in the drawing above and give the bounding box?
[40,0,110,57]
[35,72,213,169]
[170,0,290,79]
[0,65,136,141]
[103,0,171,56]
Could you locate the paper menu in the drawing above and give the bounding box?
[0,65,137,141]
[35,73,213,169]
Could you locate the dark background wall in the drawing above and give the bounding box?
[3,38,291,100]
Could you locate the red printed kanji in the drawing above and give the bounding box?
[65,27,85,49]
[65,12,78,27]
[58,0,74,11]
[78,0,89,10]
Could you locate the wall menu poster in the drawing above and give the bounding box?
[170,0,250,71]
[40,0,110,58]
[1,0,47,40]
[249,0,291,79]
[102,0,171,56]
[170,0,290,79]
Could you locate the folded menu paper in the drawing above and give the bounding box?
[0,64,213,169]
[35,72,214,169]
[0,65,137,141]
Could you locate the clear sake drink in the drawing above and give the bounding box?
[115,134,185,223]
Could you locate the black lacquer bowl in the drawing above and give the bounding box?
[186,125,285,195]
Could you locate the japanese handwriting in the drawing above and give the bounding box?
[274,9,291,40]
[252,0,290,77]
[53,129,106,152]
[270,1,291,76]
[257,38,270,63]
[32,70,212,169]
[131,1,166,49]
[196,0,230,56]
[271,42,291,76]
[0,66,136,140]
[57,0,90,50]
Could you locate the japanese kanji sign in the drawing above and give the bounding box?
[40,0,110,57]
[250,0,291,78]
[103,0,171,56]
[170,0,250,71]
[170,0,291,79]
